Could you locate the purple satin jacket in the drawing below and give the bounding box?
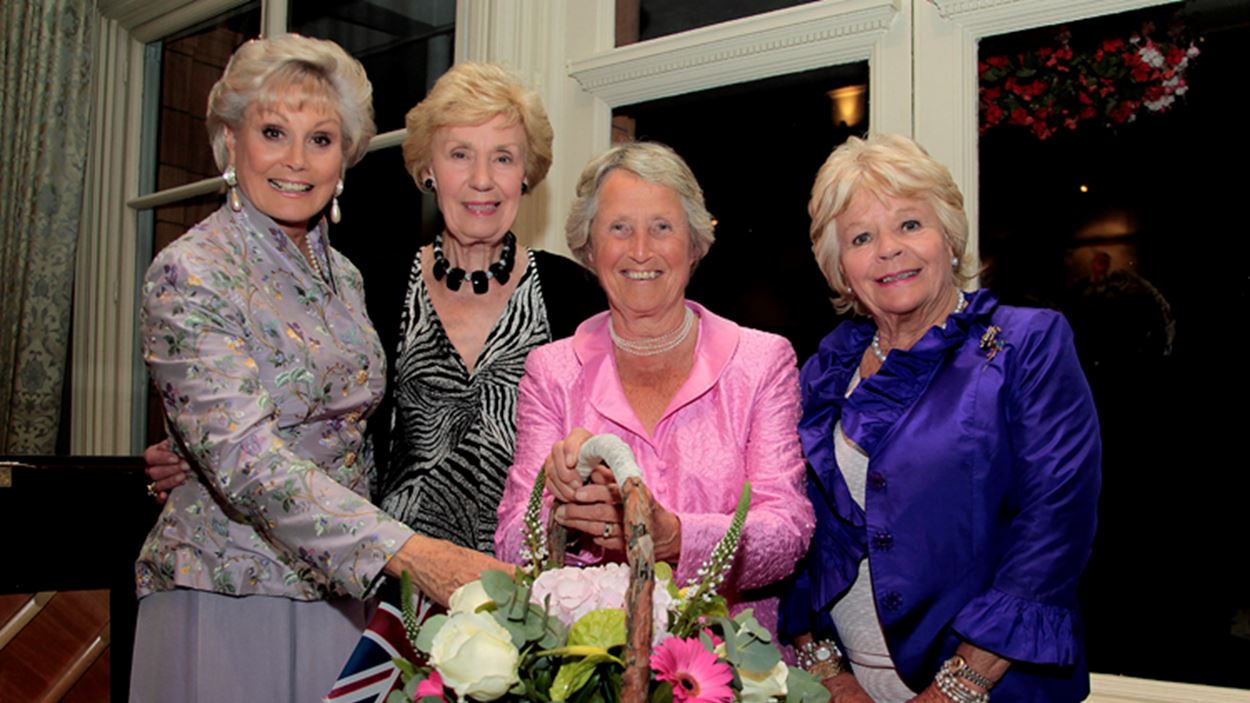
[780,290,1100,701]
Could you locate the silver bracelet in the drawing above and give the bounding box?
[795,639,844,680]
[935,656,991,703]
[946,654,996,690]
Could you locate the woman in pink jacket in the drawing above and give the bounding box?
[495,142,814,636]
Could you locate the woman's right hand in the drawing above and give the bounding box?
[543,427,593,502]
[144,439,189,503]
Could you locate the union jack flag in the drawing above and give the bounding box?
[324,583,434,703]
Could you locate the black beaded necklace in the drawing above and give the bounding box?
[432,231,517,294]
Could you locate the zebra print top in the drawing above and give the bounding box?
[381,248,553,552]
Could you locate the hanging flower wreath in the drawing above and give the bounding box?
[979,21,1200,139]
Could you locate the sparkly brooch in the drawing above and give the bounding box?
[980,325,1006,362]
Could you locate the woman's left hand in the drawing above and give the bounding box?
[555,466,682,561]
[554,465,625,549]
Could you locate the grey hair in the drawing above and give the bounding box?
[565,142,715,269]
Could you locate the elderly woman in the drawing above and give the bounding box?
[130,36,503,701]
[781,134,1100,702]
[145,62,604,554]
[384,62,604,550]
[495,142,814,637]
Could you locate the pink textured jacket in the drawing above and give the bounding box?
[495,302,814,636]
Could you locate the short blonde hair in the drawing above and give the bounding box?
[402,62,554,191]
[565,142,715,269]
[206,34,376,170]
[808,133,971,315]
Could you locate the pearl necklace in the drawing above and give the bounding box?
[304,240,325,281]
[610,307,696,356]
[871,290,968,363]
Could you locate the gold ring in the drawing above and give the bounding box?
[146,482,159,498]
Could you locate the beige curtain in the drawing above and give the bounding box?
[0,0,96,453]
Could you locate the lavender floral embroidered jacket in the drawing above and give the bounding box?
[137,202,413,601]
[495,302,815,637]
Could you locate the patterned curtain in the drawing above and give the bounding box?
[0,0,95,453]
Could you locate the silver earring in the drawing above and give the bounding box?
[330,179,344,224]
[951,256,959,268]
[223,166,242,212]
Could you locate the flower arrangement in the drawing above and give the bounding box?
[979,21,1200,139]
[385,437,830,703]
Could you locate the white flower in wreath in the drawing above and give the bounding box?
[448,579,493,615]
[429,610,519,701]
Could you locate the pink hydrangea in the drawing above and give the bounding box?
[530,563,672,641]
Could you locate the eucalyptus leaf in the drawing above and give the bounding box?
[499,616,530,649]
[414,613,447,653]
[567,608,626,650]
[784,667,832,703]
[480,569,517,605]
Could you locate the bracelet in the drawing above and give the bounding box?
[934,656,991,703]
[946,654,995,690]
[795,639,844,680]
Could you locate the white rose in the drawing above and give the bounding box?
[448,579,493,615]
[429,611,519,701]
[739,659,789,703]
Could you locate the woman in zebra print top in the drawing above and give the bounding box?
[379,63,604,552]
[144,63,604,557]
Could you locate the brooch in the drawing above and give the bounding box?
[980,325,1006,362]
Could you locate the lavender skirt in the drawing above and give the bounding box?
[129,589,371,703]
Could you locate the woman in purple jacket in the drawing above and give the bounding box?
[781,134,1100,702]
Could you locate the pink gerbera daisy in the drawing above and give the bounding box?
[650,637,735,703]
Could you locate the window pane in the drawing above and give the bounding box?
[616,0,816,44]
[614,63,869,361]
[153,4,261,254]
[289,0,455,133]
[978,1,1250,688]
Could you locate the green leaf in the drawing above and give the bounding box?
[414,613,446,653]
[784,667,832,703]
[549,656,615,701]
[390,656,418,680]
[649,681,674,703]
[567,608,626,650]
[480,569,518,606]
[655,561,673,583]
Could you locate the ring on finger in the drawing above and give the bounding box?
[602,522,612,538]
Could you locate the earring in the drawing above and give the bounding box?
[223,165,242,212]
[423,177,435,191]
[521,180,529,195]
[950,256,959,268]
[330,179,344,224]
